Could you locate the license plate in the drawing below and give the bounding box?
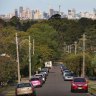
[78,87,82,89]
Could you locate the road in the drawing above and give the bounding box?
[36,66,91,96]
[0,94,4,96]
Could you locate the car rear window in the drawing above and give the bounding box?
[35,75,42,77]
[74,78,86,82]
[31,78,39,81]
[65,73,72,76]
[17,83,31,88]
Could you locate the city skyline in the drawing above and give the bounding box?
[0,0,96,14]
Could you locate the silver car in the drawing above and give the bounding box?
[63,73,74,81]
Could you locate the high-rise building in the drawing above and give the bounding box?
[19,6,23,13]
[34,10,42,19]
[15,9,18,17]
[43,12,49,19]
[93,8,96,19]
[54,11,59,14]
[19,6,23,19]
[32,10,35,19]
[49,9,54,17]
[68,9,76,19]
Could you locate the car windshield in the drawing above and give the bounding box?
[74,78,86,82]
[17,83,31,88]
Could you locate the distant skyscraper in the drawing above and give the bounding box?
[34,10,42,19]
[32,10,35,19]
[19,6,23,19]
[19,6,23,13]
[15,9,18,17]
[68,9,76,19]
[49,9,54,17]
[93,8,96,19]
[43,12,49,19]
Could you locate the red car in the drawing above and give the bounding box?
[30,76,43,87]
[71,77,88,92]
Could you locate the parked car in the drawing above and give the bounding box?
[63,72,74,81]
[39,72,47,79]
[71,77,88,93]
[39,69,48,77]
[35,73,46,83]
[62,70,71,75]
[42,67,49,73]
[15,82,36,96]
[30,76,43,87]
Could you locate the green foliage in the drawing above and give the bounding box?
[0,18,5,28]
[27,23,59,60]
[49,14,61,20]
[0,16,96,80]
[9,16,21,29]
[64,53,92,76]
[0,56,17,82]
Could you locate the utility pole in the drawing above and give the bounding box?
[69,45,72,53]
[67,45,70,53]
[29,36,31,79]
[82,34,86,77]
[16,33,20,83]
[74,41,77,55]
[33,39,35,55]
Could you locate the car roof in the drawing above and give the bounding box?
[16,82,32,88]
[35,74,43,75]
[73,77,86,80]
[31,75,41,78]
[74,77,85,79]
[17,82,32,86]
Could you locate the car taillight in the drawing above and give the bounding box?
[72,83,76,86]
[32,87,34,91]
[84,83,88,86]
[15,89,17,94]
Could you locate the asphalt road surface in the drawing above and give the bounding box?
[0,94,4,96]
[36,66,91,96]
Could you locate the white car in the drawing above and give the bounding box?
[63,73,74,81]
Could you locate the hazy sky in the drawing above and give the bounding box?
[0,0,96,14]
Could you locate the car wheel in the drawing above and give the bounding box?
[85,89,88,93]
[71,88,74,93]
[33,91,36,96]
[40,85,42,87]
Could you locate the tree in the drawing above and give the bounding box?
[64,53,92,76]
[9,16,21,30]
[0,56,17,83]
[49,14,61,20]
[0,18,5,28]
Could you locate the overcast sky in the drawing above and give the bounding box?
[0,0,96,14]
